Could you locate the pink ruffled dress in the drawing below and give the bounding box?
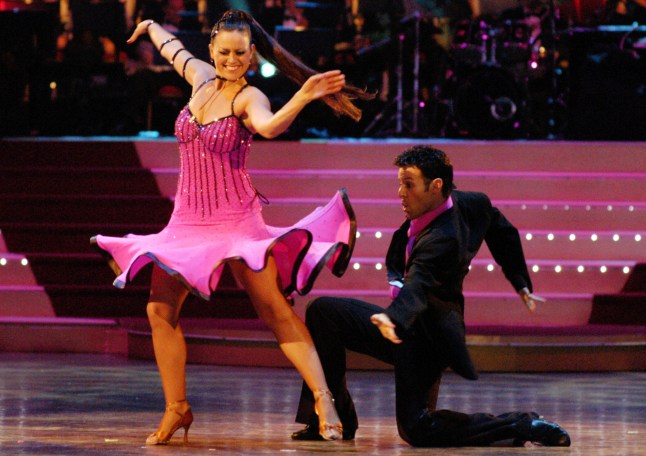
[92,84,356,300]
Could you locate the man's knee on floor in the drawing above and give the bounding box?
[400,409,471,447]
[398,421,444,447]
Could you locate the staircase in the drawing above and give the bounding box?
[0,139,253,320]
[1,138,645,371]
[590,263,646,325]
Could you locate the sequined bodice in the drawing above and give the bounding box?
[170,104,257,223]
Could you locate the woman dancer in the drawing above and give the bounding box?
[92,9,372,445]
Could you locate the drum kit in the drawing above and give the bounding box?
[447,14,556,138]
[358,4,560,139]
[288,1,561,138]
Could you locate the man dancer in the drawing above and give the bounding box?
[291,145,570,447]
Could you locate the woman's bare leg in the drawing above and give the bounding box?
[230,257,341,437]
[146,265,192,442]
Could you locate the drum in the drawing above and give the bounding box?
[451,66,526,138]
[450,19,491,67]
[495,20,531,64]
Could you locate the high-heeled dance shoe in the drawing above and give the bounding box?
[291,424,356,441]
[313,389,343,441]
[146,399,193,445]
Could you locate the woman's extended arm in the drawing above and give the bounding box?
[126,20,213,88]
[243,70,346,138]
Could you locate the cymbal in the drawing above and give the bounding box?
[634,37,646,49]
[560,25,646,34]
[0,0,52,12]
[294,2,340,9]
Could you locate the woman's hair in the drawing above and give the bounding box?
[211,9,374,122]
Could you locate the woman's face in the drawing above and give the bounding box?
[209,29,254,80]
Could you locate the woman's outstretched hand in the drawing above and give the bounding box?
[126,20,154,45]
[300,70,346,101]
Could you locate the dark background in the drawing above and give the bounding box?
[1,0,645,140]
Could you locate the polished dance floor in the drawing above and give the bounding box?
[0,353,644,456]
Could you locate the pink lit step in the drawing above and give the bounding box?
[0,229,8,252]
[0,285,55,317]
[258,199,646,231]
[245,141,646,173]
[135,140,646,173]
[309,260,633,294]
[149,167,646,202]
[0,167,160,195]
[0,195,173,224]
[290,290,593,326]
[0,317,127,354]
[250,171,646,202]
[351,230,645,261]
[0,254,38,286]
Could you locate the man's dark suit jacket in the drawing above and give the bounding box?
[384,190,532,380]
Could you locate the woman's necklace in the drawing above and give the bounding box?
[193,80,229,125]
[215,74,243,82]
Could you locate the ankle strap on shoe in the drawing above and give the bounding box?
[165,399,187,411]
[313,389,335,402]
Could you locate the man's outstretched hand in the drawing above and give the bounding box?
[519,287,546,313]
[370,313,402,344]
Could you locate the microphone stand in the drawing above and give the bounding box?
[396,30,404,133]
[363,11,422,136]
[546,0,560,138]
[411,11,420,134]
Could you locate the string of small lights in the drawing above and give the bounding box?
[350,227,642,274]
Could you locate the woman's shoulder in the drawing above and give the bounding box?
[188,67,216,96]
[233,84,270,108]
[235,83,264,99]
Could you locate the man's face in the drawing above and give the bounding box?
[397,166,443,220]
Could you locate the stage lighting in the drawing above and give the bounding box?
[260,62,277,78]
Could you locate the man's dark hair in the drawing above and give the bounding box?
[394,145,454,198]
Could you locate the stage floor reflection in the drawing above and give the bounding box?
[0,353,644,455]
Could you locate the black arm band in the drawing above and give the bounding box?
[158,37,178,53]
[182,57,195,78]
[171,48,187,64]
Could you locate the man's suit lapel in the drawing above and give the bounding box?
[386,220,409,283]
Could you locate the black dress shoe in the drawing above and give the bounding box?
[291,424,356,441]
[518,419,571,447]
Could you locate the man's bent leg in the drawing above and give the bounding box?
[407,410,570,447]
[392,331,445,445]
